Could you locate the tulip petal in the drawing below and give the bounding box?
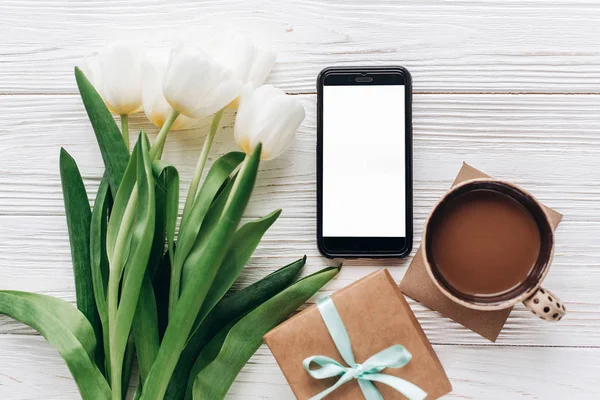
[249,95,302,160]
[188,79,243,119]
[170,114,198,130]
[247,48,276,87]
[204,31,276,88]
[99,43,143,115]
[81,55,121,114]
[261,97,305,160]
[142,53,171,127]
[234,85,256,153]
[163,45,220,118]
[234,84,305,160]
[81,55,103,97]
[211,32,255,83]
[142,51,196,130]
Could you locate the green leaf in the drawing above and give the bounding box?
[191,266,340,400]
[122,336,135,399]
[153,250,172,339]
[141,145,262,400]
[105,142,139,397]
[152,160,179,276]
[131,160,177,383]
[186,209,282,338]
[108,133,156,398]
[90,176,112,376]
[165,257,305,400]
[0,291,111,400]
[184,319,239,400]
[106,142,138,267]
[133,161,177,387]
[146,171,168,280]
[133,275,159,384]
[177,152,244,261]
[171,152,244,315]
[176,173,238,304]
[189,173,237,254]
[74,67,129,196]
[60,148,103,370]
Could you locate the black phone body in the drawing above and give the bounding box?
[317,66,413,258]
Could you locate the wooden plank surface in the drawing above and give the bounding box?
[1,0,600,94]
[1,336,598,400]
[0,215,598,347]
[1,93,600,218]
[1,0,600,398]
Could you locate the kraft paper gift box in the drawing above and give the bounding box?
[264,269,452,399]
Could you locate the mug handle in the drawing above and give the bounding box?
[522,288,566,321]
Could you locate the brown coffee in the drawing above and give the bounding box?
[430,189,541,296]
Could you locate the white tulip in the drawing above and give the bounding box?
[234,85,305,161]
[163,44,243,119]
[81,43,144,151]
[92,43,143,115]
[141,51,196,130]
[204,31,276,88]
[81,54,105,98]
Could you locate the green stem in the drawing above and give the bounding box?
[103,321,111,384]
[221,155,248,216]
[120,114,129,152]
[110,355,122,400]
[181,109,224,225]
[107,186,139,400]
[108,277,122,400]
[149,109,180,161]
[168,110,223,318]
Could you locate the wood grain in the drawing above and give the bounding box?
[0,214,598,347]
[1,335,598,400]
[1,94,599,218]
[2,0,600,398]
[1,0,600,94]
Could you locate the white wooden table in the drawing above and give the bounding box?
[1,1,599,399]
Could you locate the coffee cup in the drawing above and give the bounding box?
[422,178,566,321]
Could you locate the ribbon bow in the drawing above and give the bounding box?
[302,297,427,400]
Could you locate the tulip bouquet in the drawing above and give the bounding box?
[0,34,339,400]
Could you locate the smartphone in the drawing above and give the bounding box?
[317,66,413,258]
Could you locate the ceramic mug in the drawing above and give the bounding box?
[422,178,566,321]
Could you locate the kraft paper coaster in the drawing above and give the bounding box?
[400,163,562,342]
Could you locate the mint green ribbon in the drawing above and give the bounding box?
[302,297,428,400]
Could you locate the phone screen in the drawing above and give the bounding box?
[322,84,406,238]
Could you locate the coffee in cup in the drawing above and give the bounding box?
[422,179,566,321]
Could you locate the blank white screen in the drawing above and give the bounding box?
[322,85,406,237]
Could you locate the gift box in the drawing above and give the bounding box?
[264,269,452,399]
